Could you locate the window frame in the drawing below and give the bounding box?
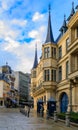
[58,46,62,60]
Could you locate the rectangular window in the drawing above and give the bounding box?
[44,48,47,58]
[44,47,50,58]
[54,48,56,58]
[59,46,62,59]
[44,95,46,103]
[52,47,53,58]
[58,66,62,81]
[52,47,56,59]
[44,69,50,81]
[66,38,69,52]
[52,69,56,82]
[66,61,69,79]
[32,71,36,78]
[47,47,50,57]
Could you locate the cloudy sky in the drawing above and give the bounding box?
[0,0,77,73]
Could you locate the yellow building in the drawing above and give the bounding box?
[31,3,78,113]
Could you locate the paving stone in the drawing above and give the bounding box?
[0,108,78,130]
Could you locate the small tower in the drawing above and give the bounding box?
[67,2,75,21]
[59,15,67,35]
[32,44,38,69]
[45,4,54,44]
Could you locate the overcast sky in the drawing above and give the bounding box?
[0,0,77,73]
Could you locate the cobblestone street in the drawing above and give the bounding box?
[0,108,78,130]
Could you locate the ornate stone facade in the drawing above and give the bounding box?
[31,4,78,112]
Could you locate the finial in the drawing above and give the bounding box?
[72,1,74,8]
[64,14,66,21]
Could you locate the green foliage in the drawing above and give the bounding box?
[70,112,78,123]
[58,113,65,120]
[58,112,78,123]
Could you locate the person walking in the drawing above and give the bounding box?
[24,105,27,116]
[27,105,30,117]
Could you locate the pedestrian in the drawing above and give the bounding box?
[27,105,30,117]
[24,105,27,116]
[40,104,44,117]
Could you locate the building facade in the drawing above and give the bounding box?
[31,3,78,112]
[0,64,19,107]
[0,78,10,107]
[14,71,30,104]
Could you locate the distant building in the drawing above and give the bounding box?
[0,64,19,107]
[0,76,10,107]
[31,3,78,113]
[14,71,30,104]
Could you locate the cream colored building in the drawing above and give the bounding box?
[0,78,10,107]
[31,3,78,112]
[0,64,19,107]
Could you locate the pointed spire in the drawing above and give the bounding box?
[45,4,54,44]
[67,2,75,21]
[63,15,67,27]
[59,15,67,35]
[75,5,78,11]
[32,44,38,69]
[6,62,8,66]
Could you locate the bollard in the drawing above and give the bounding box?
[54,111,58,122]
[46,109,49,119]
[65,112,70,127]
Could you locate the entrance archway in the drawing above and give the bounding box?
[60,92,68,112]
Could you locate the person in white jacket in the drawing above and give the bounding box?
[24,105,27,116]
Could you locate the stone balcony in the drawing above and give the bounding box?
[68,70,78,80]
